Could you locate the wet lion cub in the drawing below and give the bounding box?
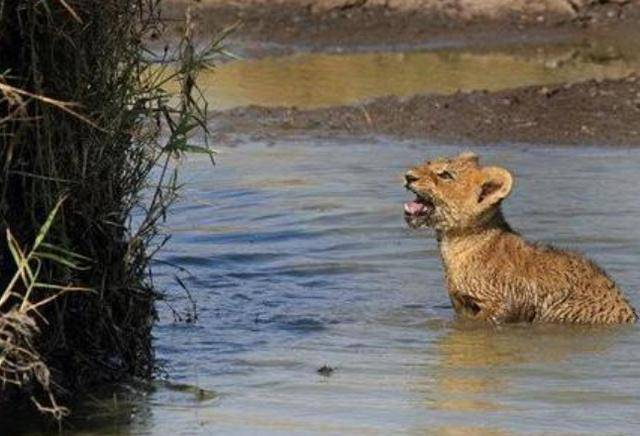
[403,152,637,324]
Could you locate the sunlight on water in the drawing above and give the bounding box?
[199,41,640,109]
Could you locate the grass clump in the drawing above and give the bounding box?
[0,0,217,418]
[0,197,90,419]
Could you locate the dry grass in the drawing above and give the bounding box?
[0,197,91,419]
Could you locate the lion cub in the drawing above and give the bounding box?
[404,152,637,324]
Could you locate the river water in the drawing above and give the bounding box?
[202,37,640,110]
[23,139,637,435]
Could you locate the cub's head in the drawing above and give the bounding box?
[403,152,513,232]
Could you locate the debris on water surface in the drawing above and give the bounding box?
[317,365,335,376]
[159,380,218,402]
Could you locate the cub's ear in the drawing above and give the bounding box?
[478,166,513,205]
[457,151,479,166]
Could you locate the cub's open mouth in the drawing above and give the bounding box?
[404,195,434,218]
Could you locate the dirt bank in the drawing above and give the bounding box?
[163,0,640,50]
[212,75,640,146]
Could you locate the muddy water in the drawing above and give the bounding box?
[204,40,640,110]
[17,139,637,435]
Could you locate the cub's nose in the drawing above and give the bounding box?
[404,172,419,185]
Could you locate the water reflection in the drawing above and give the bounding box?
[199,39,640,109]
[0,383,152,435]
[430,323,619,411]
[409,320,639,436]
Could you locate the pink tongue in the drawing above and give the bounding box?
[404,201,426,215]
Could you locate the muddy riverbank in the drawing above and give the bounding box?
[212,75,640,146]
[163,0,640,146]
[164,1,640,51]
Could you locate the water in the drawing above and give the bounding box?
[27,139,638,435]
[202,38,640,110]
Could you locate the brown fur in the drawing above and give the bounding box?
[404,152,637,324]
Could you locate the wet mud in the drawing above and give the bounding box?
[163,0,640,146]
[213,75,640,146]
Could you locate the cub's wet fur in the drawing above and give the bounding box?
[404,152,637,324]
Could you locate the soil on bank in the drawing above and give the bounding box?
[163,0,640,50]
[212,75,640,146]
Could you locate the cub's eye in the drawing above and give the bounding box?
[436,170,455,181]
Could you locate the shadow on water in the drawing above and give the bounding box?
[0,380,217,435]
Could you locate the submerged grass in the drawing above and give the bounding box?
[0,0,219,419]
